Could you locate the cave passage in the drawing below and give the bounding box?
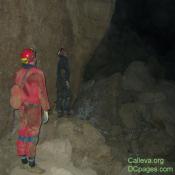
[84,0,175,81]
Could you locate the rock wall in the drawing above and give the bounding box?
[0,0,115,136]
[65,0,115,101]
[84,18,149,80]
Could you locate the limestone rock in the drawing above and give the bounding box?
[50,168,73,175]
[10,138,97,175]
[38,139,72,165]
[152,102,175,125]
[152,102,175,138]
[139,131,173,156]
[158,80,175,104]
[38,117,112,174]
[50,166,97,175]
[111,161,123,175]
[138,91,166,104]
[10,164,97,175]
[119,102,147,129]
[55,118,112,161]
[40,118,113,175]
[122,61,155,92]
[164,122,175,138]
[110,125,123,137]
[119,166,132,175]
[75,73,122,125]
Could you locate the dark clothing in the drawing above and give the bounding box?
[56,82,70,112]
[56,55,70,82]
[56,55,71,113]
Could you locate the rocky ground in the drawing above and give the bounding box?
[0,116,124,175]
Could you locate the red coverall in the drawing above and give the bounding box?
[14,66,50,158]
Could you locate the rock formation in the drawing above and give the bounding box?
[75,61,175,162]
[0,117,116,175]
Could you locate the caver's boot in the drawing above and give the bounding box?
[19,156,28,169]
[27,157,45,174]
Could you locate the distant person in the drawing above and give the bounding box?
[56,48,71,117]
[10,48,50,174]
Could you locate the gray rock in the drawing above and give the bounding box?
[164,122,175,138]
[119,102,147,129]
[122,61,155,92]
[158,80,175,104]
[50,168,73,175]
[75,73,122,124]
[139,130,173,156]
[120,166,132,175]
[38,139,72,165]
[152,102,175,125]
[53,118,112,175]
[138,91,166,104]
[111,161,123,175]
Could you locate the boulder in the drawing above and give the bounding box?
[110,125,123,137]
[10,138,97,175]
[110,160,123,175]
[55,118,112,161]
[164,121,175,138]
[122,61,155,92]
[50,168,73,175]
[152,102,175,125]
[119,166,132,175]
[138,91,166,104]
[119,102,147,129]
[152,102,175,138]
[158,80,175,104]
[139,130,173,156]
[75,73,122,125]
[50,167,97,175]
[39,117,113,174]
[40,118,113,175]
[38,139,72,165]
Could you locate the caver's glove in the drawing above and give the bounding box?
[43,111,49,124]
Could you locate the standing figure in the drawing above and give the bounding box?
[11,48,50,174]
[56,48,71,117]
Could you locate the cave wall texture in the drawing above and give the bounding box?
[0,0,116,136]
